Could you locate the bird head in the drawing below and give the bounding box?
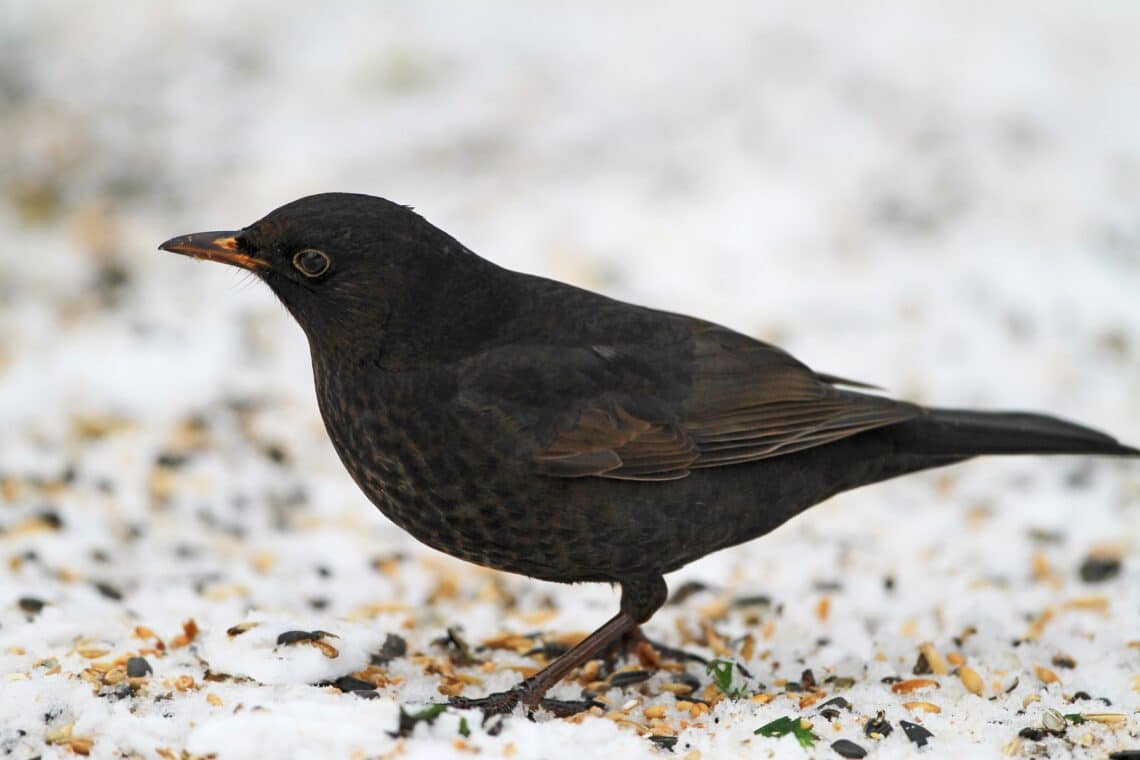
[160,193,503,360]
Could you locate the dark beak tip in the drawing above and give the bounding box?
[156,230,264,271]
[158,232,206,255]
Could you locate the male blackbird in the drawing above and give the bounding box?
[161,193,1138,714]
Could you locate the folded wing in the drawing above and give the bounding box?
[457,323,920,481]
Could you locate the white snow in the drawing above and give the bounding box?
[0,2,1138,758]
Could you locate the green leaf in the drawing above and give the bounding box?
[755,715,817,749]
[393,703,448,738]
[706,659,746,698]
[408,703,447,721]
[458,716,470,738]
[1063,713,1085,724]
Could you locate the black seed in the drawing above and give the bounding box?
[672,672,702,691]
[155,451,189,469]
[316,565,333,578]
[37,511,63,529]
[126,657,152,677]
[880,676,902,684]
[263,443,289,464]
[523,641,571,659]
[1108,752,1140,760]
[1018,727,1044,741]
[93,581,123,601]
[435,627,480,666]
[308,597,329,610]
[731,594,772,608]
[883,576,895,592]
[277,630,318,645]
[831,739,867,758]
[485,714,505,736]
[1027,528,1065,545]
[864,712,892,738]
[801,669,816,690]
[668,580,710,606]
[332,676,376,692]
[1051,653,1076,669]
[609,670,652,688]
[819,697,851,712]
[18,597,45,613]
[1066,467,1091,490]
[1079,556,1121,583]
[913,652,932,675]
[649,735,678,751]
[101,683,133,701]
[820,708,841,720]
[899,720,933,747]
[371,633,408,664]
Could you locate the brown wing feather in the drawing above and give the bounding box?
[532,325,919,480]
[534,406,699,480]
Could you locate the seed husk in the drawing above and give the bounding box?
[959,666,984,696]
[919,643,949,675]
[899,720,934,747]
[1041,708,1066,733]
[902,701,941,714]
[863,712,892,739]
[891,678,940,694]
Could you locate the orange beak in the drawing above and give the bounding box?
[158,231,267,271]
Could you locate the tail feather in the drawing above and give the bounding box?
[892,408,1140,458]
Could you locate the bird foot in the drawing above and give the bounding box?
[448,687,601,718]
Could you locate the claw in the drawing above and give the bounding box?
[448,689,602,719]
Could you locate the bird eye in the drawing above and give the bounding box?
[292,249,330,277]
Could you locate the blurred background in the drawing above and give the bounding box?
[3,1,1139,427]
[1,2,1138,757]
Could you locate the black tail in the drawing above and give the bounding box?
[892,408,1140,459]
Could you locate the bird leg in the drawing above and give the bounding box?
[450,575,668,718]
[450,609,638,717]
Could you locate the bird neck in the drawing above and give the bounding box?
[304,253,518,370]
[380,256,519,367]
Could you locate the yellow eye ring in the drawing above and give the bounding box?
[293,249,330,277]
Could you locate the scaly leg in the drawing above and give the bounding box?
[449,575,667,717]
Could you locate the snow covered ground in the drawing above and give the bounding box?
[1,1,1138,757]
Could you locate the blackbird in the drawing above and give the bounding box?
[161,192,1138,714]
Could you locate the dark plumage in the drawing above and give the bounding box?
[160,192,1138,714]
